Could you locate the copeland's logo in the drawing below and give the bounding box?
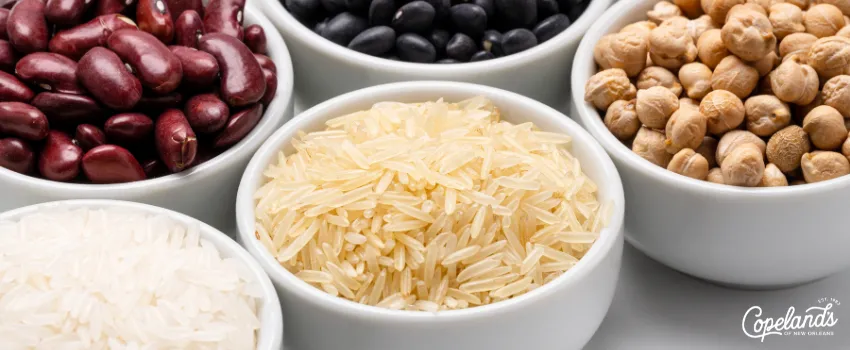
[742,298,840,342]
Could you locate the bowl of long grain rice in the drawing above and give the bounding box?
[235,81,625,350]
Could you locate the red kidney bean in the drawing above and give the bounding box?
[15,53,85,95]
[138,91,182,111]
[174,9,203,48]
[165,0,202,21]
[0,102,49,141]
[260,68,277,107]
[184,93,228,133]
[74,124,106,151]
[137,0,174,43]
[104,113,153,144]
[254,53,276,73]
[155,109,197,172]
[7,0,48,54]
[169,45,218,86]
[140,157,165,177]
[213,103,262,148]
[199,33,265,107]
[39,130,82,181]
[0,137,34,173]
[82,144,146,183]
[49,14,138,60]
[0,71,34,102]
[45,0,86,26]
[107,29,183,94]
[204,0,245,40]
[31,92,103,124]
[0,40,15,72]
[96,0,134,16]
[77,47,143,110]
[0,9,9,40]
[243,24,267,54]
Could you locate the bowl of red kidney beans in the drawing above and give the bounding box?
[256,0,611,110]
[0,1,294,231]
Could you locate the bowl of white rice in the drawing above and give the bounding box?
[235,81,625,350]
[0,199,283,350]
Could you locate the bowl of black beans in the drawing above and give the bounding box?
[256,0,612,109]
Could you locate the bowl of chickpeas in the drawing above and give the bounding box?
[570,0,850,288]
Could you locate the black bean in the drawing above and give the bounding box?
[501,28,537,54]
[285,0,323,21]
[345,0,370,12]
[437,58,460,63]
[533,13,569,43]
[450,4,487,38]
[321,0,347,13]
[424,0,451,23]
[369,0,396,26]
[470,50,495,61]
[481,29,504,56]
[536,0,558,19]
[472,0,494,18]
[495,0,537,28]
[349,26,396,56]
[392,1,435,34]
[322,12,369,45]
[557,0,584,9]
[396,33,436,62]
[446,33,476,61]
[429,29,451,56]
[314,19,329,34]
[565,0,588,22]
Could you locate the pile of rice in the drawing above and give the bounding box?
[0,207,262,349]
[254,96,609,311]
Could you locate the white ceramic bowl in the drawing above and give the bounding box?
[0,6,295,233]
[570,0,850,288]
[235,81,625,350]
[0,199,283,349]
[256,0,612,110]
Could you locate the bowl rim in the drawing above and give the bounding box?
[256,0,613,74]
[0,199,284,349]
[0,5,295,195]
[570,0,850,200]
[235,80,626,322]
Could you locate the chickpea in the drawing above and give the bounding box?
[795,92,825,123]
[716,129,767,164]
[621,21,658,39]
[680,97,701,110]
[666,108,708,153]
[842,131,850,157]
[597,31,649,77]
[770,58,819,105]
[769,3,806,39]
[747,0,782,12]
[721,143,766,186]
[649,19,699,70]
[703,0,746,24]
[700,90,746,134]
[707,167,726,183]
[696,136,720,167]
[585,69,638,110]
[813,1,850,17]
[661,16,693,29]
[727,3,768,19]
[808,36,850,80]
[790,179,807,185]
[839,25,850,38]
[594,34,615,69]
[766,125,811,171]
[821,75,850,118]
[633,127,674,167]
[751,51,779,77]
[679,63,714,99]
[803,105,848,149]
[761,163,789,186]
[637,86,681,129]
[721,9,777,61]
[778,32,818,58]
[668,148,711,179]
[697,29,731,69]
[804,4,845,38]
[711,56,760,98]
[677,0,706,18]
[757,74,775,95]
[604,100,642,140]
[800,151,850,182]
[649,1,683,24]
[689,15,718,41]
[784,0,808,9]
[745,95,792,136]
[637,66,684,96]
